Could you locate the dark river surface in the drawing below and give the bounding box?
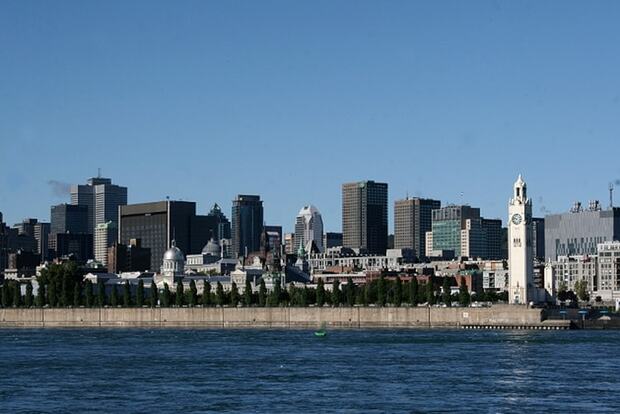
[0,328,618,413]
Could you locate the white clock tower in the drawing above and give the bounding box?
[508,174,534,304]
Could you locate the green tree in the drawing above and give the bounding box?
[73,283,81,307]
[97,280,106,307]
[346,277,355,307]
[575,280,589,301]
[410,277,419,306]
[36,282,46,307]
[188,280,197,307]
[110,285,119,307]
[426,277,435,305]
[458,279,470,306]
[442,277,451,306]
[230,282,239,306]
[301,286,309,307]
[331,280,341,307]
[84,280,94,308]
[1,283,10,307]
[136,279,145,307]
[25,282,34,308]
[150,281,158,307]
[12,282,21,307]
[48,281,57,307]
[162,283,171,307]
[377,275,386,306]
[60,274,70,307]
[316,278,325,307]
[202,282,212,306]
[394,276,403,307]
[216,282,225,306]
[269,279,282,307]
[122,281,131,307]
[244,280,253,306]
[258,279,267,307]
[176,281,184,307]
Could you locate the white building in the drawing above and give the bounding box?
[596,241,620,300]
[94,221,116,267]
[154,240,185,289]
[508,175,536,304]
[294,205,324,253]
[307,247,414,272]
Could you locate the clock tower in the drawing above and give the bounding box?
[508,175,534,304]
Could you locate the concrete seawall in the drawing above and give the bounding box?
[0,305,552,329]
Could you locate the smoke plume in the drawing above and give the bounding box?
[47,180,71,197]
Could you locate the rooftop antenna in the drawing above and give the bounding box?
[610,183,614,209]
[97,167,101,178]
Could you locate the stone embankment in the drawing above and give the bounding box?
[0,305,571,329]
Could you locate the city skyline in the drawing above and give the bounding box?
[3,1,620,231]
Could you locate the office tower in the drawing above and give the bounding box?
[394,197,441,259]
[51,204,89,235]
[342,181,388,254]
[94,221,117,266]
[207,203,231,240]
[544,201,620,261]
[532,218,545,260]
[119,200,209,271]
[71,176,127,257]
[33,222,50,261]
[429,205,481,258]
[231,195,264,258]
[482,218,503,260]
[294,205,324,252]
[264,225,283,252]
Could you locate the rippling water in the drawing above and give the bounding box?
[0,329,619,413]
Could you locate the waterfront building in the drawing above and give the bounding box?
[231,195,264,258]
[394,197,440,260]
[294,205,324,253]
[307,247,414,272]
[119,200,210,271]
[596,241,620,300]
[547,255,597,293]
[508,175,535,304]
[155,240,185,288]
[342,180,388,255]
[544,201,620,261]
[482,268,509,291]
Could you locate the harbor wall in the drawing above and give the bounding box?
[0,305,543,329]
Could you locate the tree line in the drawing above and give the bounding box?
[1,263,508,309]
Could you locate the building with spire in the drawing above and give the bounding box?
[508,174,535,304]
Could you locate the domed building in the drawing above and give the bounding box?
[202,238,222,259]
[156,240,185,288]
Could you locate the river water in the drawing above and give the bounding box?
[0,329,618,413]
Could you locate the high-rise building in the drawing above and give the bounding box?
[508,175,534,304]
[231,195,264,258]
[33,222,50,261]
[532,217,545,260]
[294,205,324,252]
[482,218,503,260]
[119,200,208,271]
[71,176,127,257]
[94,221,117,267]
[394,197,441,259]
[284,233,295,255]
[543,201,620,261]
[342,181,388,254]
[50,204,90,258]
[107,239,151,273]
[429,205,480,258]
[207,203,231,240]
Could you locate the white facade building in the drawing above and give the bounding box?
[294,205,324,253]
[508,175,535,304]
[94,221,116,267]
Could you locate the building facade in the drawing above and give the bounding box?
[544,203,620,261]
[231,195,264,258]
[342,181,388,255]
[394,197,440,260]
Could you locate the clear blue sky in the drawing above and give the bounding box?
[2,1,620,233]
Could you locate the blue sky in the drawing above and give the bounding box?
[2,1,620,233]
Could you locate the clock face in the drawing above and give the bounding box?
[511,213,523,225]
